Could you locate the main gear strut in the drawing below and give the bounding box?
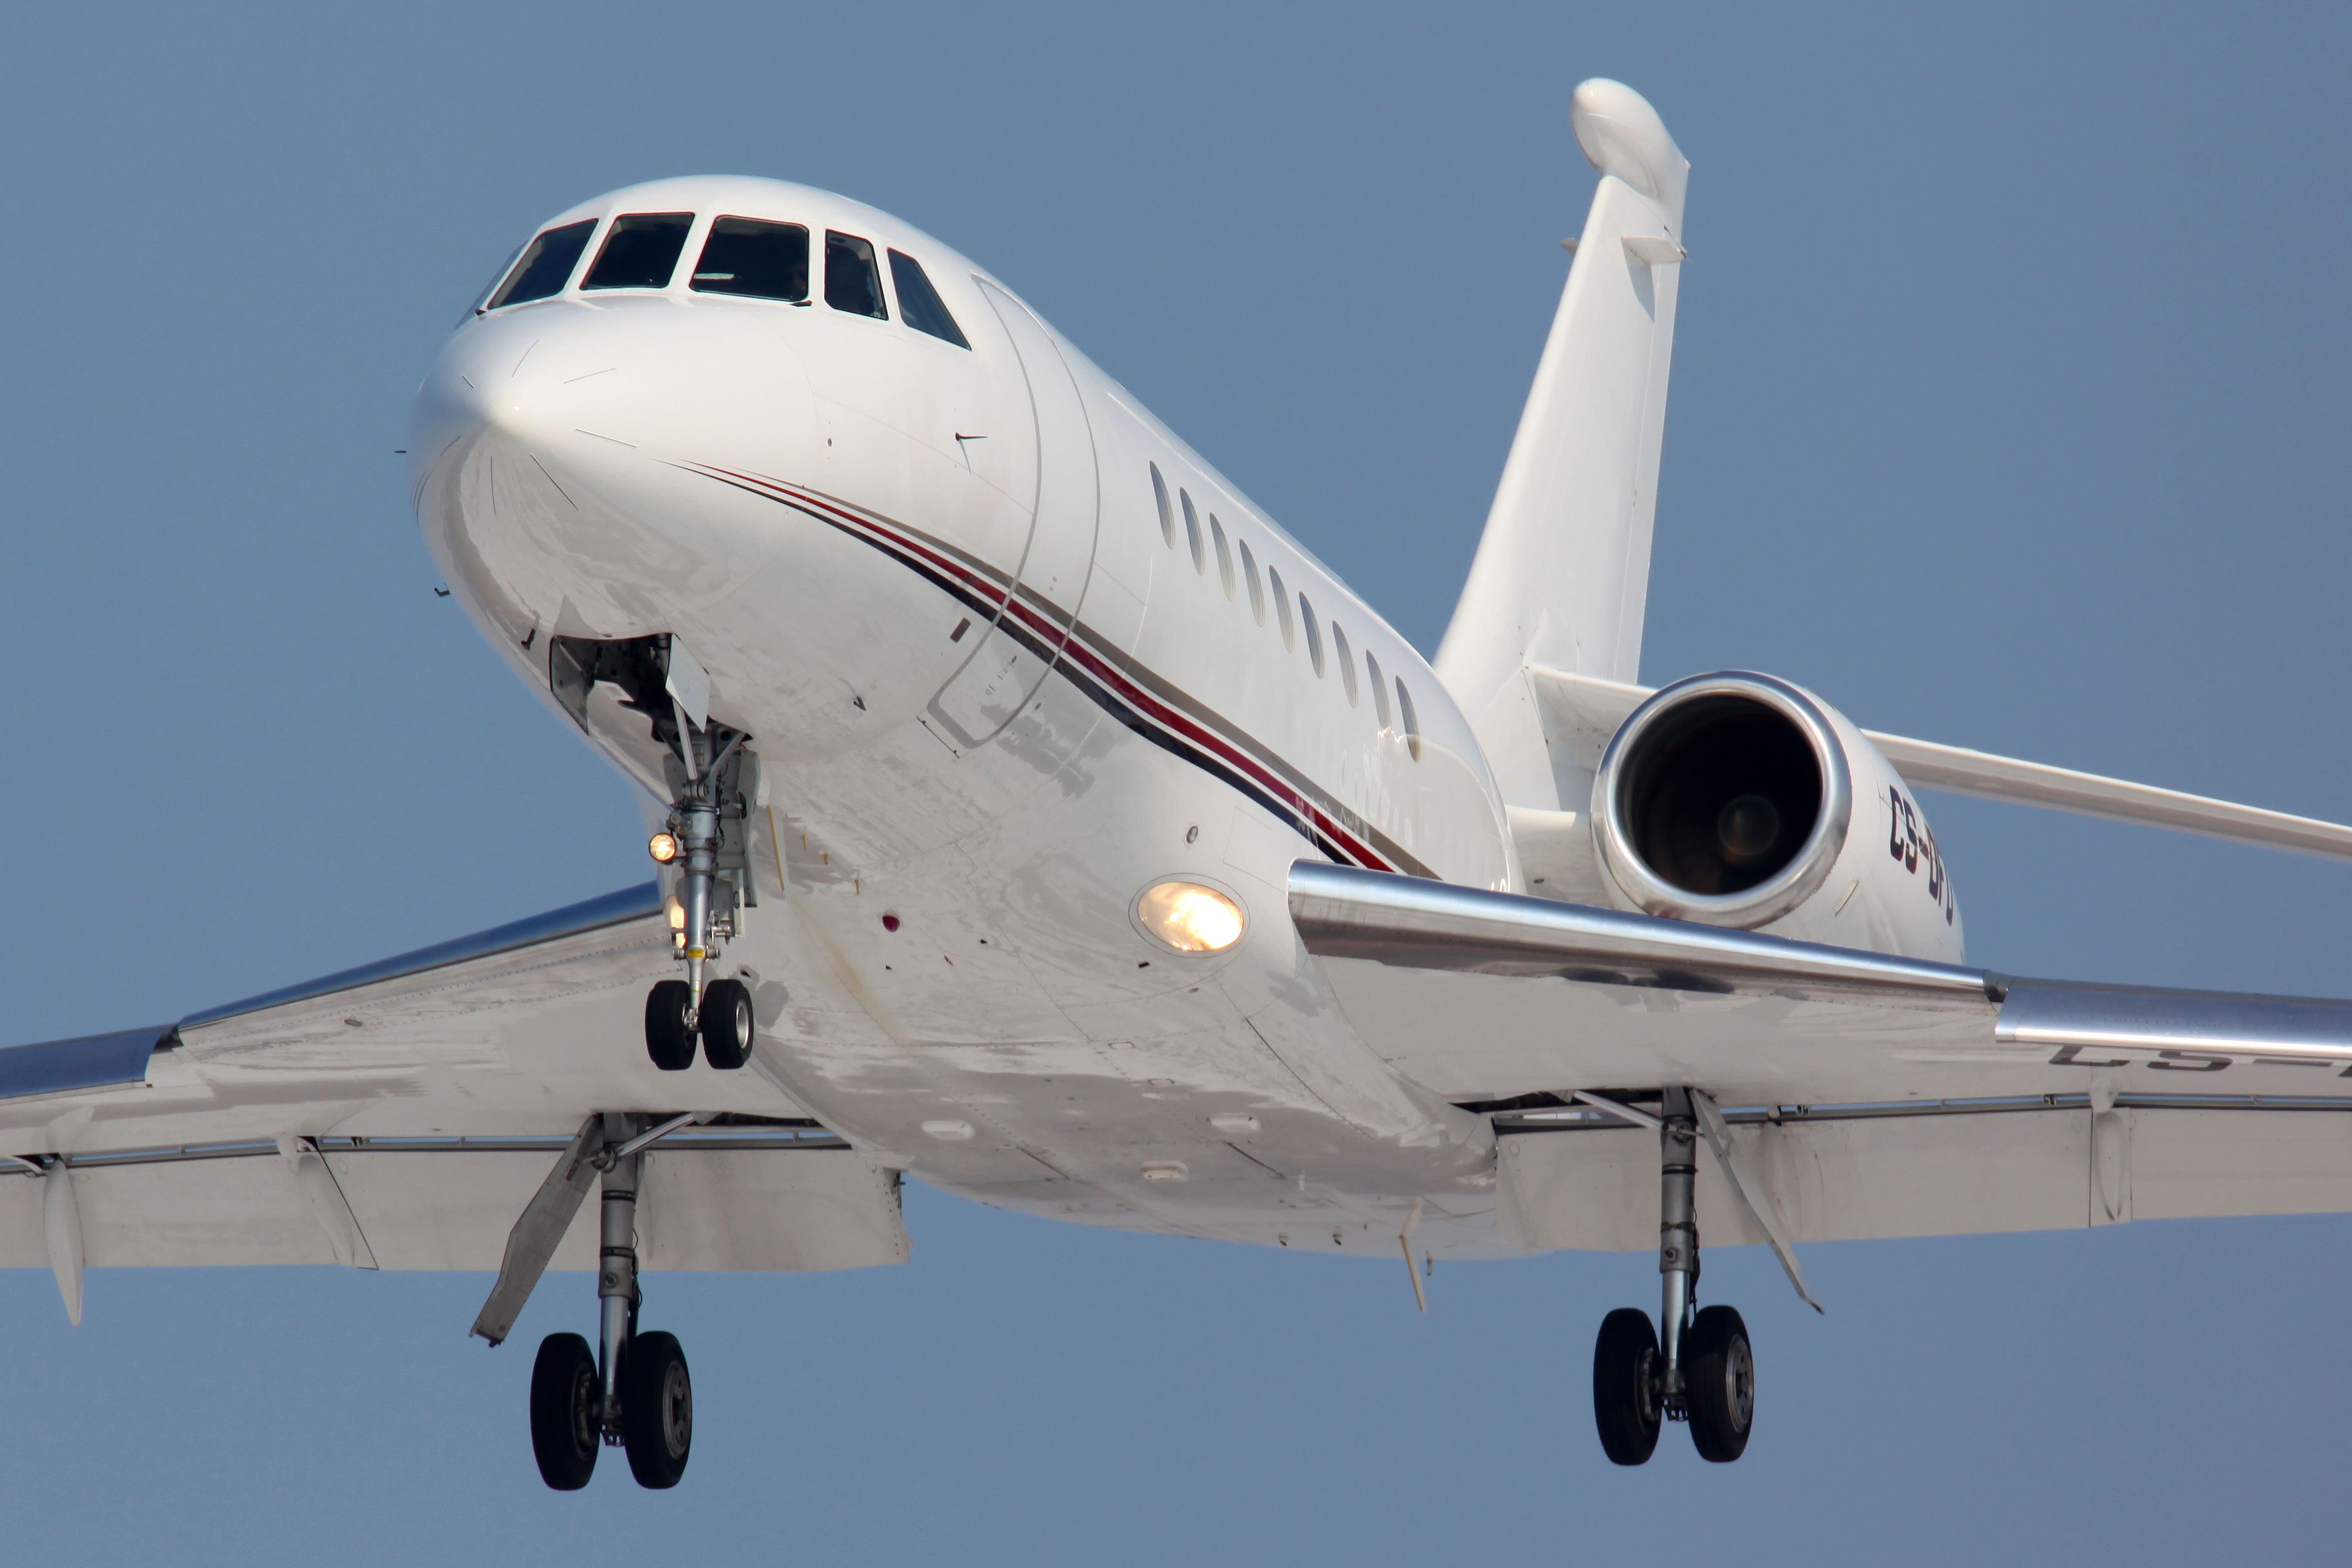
[1589,1086,1758,1465]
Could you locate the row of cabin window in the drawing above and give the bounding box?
[479,213,969,347]
[1149,463,1422,761]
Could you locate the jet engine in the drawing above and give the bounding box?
[1589,671,1964,962]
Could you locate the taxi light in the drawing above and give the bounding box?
[648,832,680,864]
[1135,880,1245,953]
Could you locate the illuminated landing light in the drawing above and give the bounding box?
[1142,1163,1189,1182]
[648,832,679,864]
[1133,880,1245,953]
[665,897,686,932]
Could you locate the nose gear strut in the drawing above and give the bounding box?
[544,632,763,1072]
[668,720,739,1032]
[640,638,760,1071]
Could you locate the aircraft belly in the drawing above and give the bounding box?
[729,669,1504,1256]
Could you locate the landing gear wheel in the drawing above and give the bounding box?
[622,1329,693,1488]
[1684,1304,1754,1462]
[645,981,696,1071]
[699,977,755,1069]
[529,1332,601,1490]
[1592,1307,1662,1466]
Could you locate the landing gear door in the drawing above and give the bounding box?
[924,282,1100,752]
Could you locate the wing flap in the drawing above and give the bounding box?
[0,1140,906,1273]
[1499,1102,2352,1250]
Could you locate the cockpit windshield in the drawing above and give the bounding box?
[582,213,694,291]
[484,219,596,311]
[690,218,809,302]
[473,206,969,351]
[823,232,888,319]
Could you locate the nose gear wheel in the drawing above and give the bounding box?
[644,982,697,1072]
[698,977,755,1068]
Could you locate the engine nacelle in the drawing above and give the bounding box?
[1590,671,1964,962]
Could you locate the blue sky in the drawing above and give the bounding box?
[2,3,2348,1561]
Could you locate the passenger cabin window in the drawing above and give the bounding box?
[582,213,694,291]
[1180,491,1204,573]
[1151,465,1175,546]
[1301,596,1324,674]
[1333,624,1358,705]
[692,218,809,301]
[1239,540,1265,624]
[1210,516,1235,598]
[486,219,596,310]
[1368,652,1391,730]
[888,250,969,347]
[1397,680,1422,760]
[1270,568,1293,648]
[825,232,888,318]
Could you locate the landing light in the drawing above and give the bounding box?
[1134,880,1245,954]
[648,832,680,864]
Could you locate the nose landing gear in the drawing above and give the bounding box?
[1590,1088,1757,1465]
[525,1116,696,1490]
[636,640,758,1074]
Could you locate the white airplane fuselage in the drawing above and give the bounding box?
[407,174,1949,1263]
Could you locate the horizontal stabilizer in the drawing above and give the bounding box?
[1526,666,2352,862]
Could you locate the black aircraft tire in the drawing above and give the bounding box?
[644,981,697,1071]
[529,1332,601,1490]
[1684,1304,1756,1463]
[622,1330,694,1489]
[1592,1308,1662,1466]
[699,977,755,1070]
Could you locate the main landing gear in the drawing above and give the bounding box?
[528,1121,694,1490]
[1592,1088,1756,1465]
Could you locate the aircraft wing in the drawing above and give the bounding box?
[0,885,906,1311]
[1291,861,2352,1253]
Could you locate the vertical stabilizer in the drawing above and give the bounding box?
[1434,80,1688,810]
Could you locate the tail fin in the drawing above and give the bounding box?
[1434,79,1688,809]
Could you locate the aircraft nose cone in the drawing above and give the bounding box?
[409,302,820,641]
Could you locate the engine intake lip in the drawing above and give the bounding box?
[1592,671,1854,929]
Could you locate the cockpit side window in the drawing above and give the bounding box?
[824,232,888,318]
[463,241,526,322]
[690,218,809,302]
[485,219,597,311]
[887,250,969,347]
[582,213,694,291]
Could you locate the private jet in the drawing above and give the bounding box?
[9,80,2351,1485]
